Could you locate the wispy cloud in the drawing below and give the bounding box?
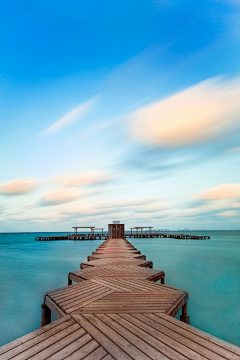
[218,210,239,217]
[42,188,81,205]
[42,98,96,136]
[0,179,37,195]
[62,171,110,187]
[131,76,240,147]
[196,184,240,200]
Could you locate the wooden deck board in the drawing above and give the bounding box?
[81,258,153,269]
[88,253,146,261]
[2,312,239,360]
[46,277,187,317]
[69,266,165,283]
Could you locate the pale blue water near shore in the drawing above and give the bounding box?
[0,231,239,347]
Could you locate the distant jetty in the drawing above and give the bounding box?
[35,225,210,241]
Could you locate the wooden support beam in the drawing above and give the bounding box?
[180,302,190,324]
[40,303,51,327]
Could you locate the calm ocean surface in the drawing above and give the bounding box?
[0,231,239,347]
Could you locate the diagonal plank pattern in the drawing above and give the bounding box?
[1,236,240,359]
[68,265,164,283]
[80,258,153,269]
[45,279,187,316]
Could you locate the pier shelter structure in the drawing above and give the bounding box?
[72,226,95,234]
[108,222,125,239]
[1,226,239,359]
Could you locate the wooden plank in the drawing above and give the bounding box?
[88,253,146,260]
[61,340,100,360]
[81,346,108,360]
[151,313,240,358]
[50,283,106,303]
[28,328,87,360]
[47,333,92,360]
[45,296,66,318]
[102,355,115,360]
[69,273,86,283]
[165,293,188,317]
[95,313,161,360]
[108,313,191,360]
[80,258,153,269]
[81,313,154,360]
[64,289,116,313]
[0,317,73,357]
[131,313,227,360]
[72,313,132,360]
[1,321,79,360]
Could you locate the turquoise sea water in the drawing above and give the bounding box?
[0,231,239,347]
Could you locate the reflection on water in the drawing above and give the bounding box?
[0,231,239,346]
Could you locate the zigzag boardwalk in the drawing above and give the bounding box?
[1,237,239,359]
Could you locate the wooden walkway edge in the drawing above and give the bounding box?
[1,237,239,359]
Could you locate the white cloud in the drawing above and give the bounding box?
[218,210,239,217]
[94,197,161,209]
[233,202,240,209]
[0,179,37,195]
[131,76,240,147]
[196,184,240,200]
[137,203,167,212]
[48,173,68,183]
[62,171,110,186]
[42,98,95,136]
[42,188,80,205]
[226,146,240,153]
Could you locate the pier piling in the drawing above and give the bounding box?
[40,303,51,327]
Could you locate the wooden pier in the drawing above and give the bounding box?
[35,233,108,241]
[1,235,239,359]
[35,233,210,241]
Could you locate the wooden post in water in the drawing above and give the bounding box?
[40,304,51,327]
[180,302,190,324]
[68,277,72,285]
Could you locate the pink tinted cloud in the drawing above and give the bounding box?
[197,184,240,200]
[131,76,240,147]
[0,179,37,195]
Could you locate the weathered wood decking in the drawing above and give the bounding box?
[1,237,239,360]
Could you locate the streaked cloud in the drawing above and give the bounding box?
[94,197,161,209]
[233,202,240,209]
[218,210,239,217]
[197,184,240,200]
[42,188,81,205]
[137,203,167,212]
[42,98,96,136]
[62,171,110,187]
[0,179,37,195]
[131,76,240,147]
[48,173,68,183]
[226,146,240,153]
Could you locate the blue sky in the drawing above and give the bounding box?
[1,0,240,231]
